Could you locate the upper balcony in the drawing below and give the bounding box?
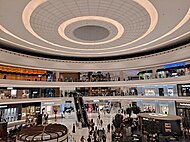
[0,74,189,88]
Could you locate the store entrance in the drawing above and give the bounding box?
[177,108,190,118]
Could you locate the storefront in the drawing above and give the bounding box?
[156,69,166,78]
[46,71,56,82]
[129,87,138,96]
[176,101,190,137]
[176,102,190,118]
[155,62,190,78]
[76,87,122,96]
[39,87,61,98]
[41,101,60,116]
[84,100,99,112]
[137,84,177,97]
[79,72,110,82]
[21,102,41,120]
[138,70,153,80]
[164,62,187,77]
[84,100,110,113]
[59,72,79,82]
[64,101,75,112]
[79,72,89,82]
[142,103,156,113]
[0,104,22,122]
[0,88,25,99]
[41,100,66,117]
[0,64,46,81]
[60,87,76,97]
[160,104,169,114]
[29,88,40,98]
[76,87,89,96]
[0,87,42,99]
[138,113,182,136]
[177,84,190,96]
[91,87,112,96]
[136,100,176,115]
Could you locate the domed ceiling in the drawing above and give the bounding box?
[0,0,190,61]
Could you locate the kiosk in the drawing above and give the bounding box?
[16,124,68,142]
[138,113,182,136]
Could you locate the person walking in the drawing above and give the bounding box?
[44,114,48,124]
[93,131,98,142]
[87,136,91,142]
[111,124,114,132]
[80,136,86,142]
[100,119,103,127]
[72,123,76,133]
[107,124,110,133]
[53,108,58,120]
[97,117,100,126]
[98,113,100,119]
[102,134,106,142]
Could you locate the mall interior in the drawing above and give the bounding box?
[0,0,190,142]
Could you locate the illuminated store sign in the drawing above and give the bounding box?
[177,102,190,108]
[143,118,149,120]
[164,62,186,69]
[149,113,168,117]
[181,85,190,88]
[7,87,13,90]
[44,102,55,105]
[0,105,7,108]
[179,103,190,106]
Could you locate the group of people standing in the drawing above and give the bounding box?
[86,114,107,142]
[97,113,103,127]
[72,113,107,142]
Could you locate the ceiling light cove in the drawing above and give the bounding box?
[22,0,157,51]
[1,0,189,59]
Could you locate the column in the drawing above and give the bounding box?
[119,70,124,81]
[55,88,61,97]
[152,68,157,79]
[60,87,66,97]
[55,71,60,81]
[16,90,23,99]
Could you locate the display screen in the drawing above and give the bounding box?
[168,88,174,96]
[145,89,155,96]
[11,89,17,97]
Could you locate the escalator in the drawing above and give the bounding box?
[74,96,89,128]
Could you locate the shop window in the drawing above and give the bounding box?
[143,104,155,113]
[160,105,169,114]
[159,88,164,96]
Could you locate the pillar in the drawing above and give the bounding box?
[55,71,60,81]
[119,70,124,81]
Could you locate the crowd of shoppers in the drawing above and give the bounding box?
[71,112,107,142]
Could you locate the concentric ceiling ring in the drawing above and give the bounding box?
[22,0,158,52]
[0,0,190,55]
[58,16,124,45]
[1,0,189,59]
[73,25,110,41]
[64,20,118,44]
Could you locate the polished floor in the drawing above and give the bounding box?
[7,107,190,142]
[48,111,113,142]
[47,110,190,142]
